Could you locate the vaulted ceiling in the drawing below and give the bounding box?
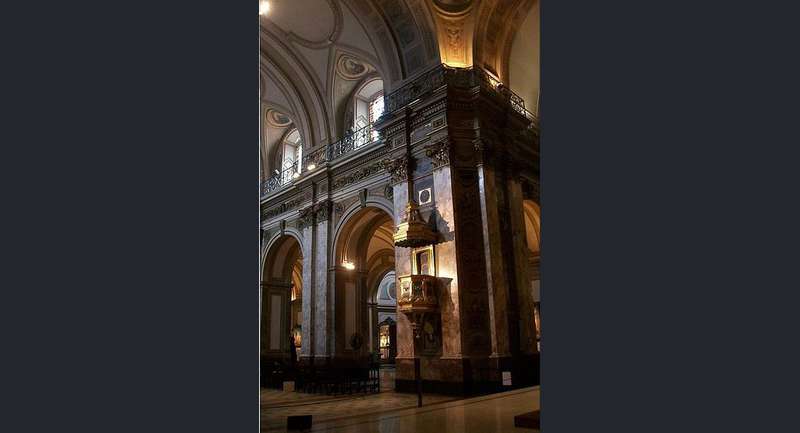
[259,0,539,179]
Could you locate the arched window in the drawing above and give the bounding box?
[278,129,303,182]
[351,78,384,142]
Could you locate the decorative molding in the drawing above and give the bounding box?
[334,201,346,218]
[425,139,450,169]
[314,200,332,223]
[297,207,315,230]
[265,0,343,49]
[331,161,385,191]
[262,195,305,220]
[382,155,410,184]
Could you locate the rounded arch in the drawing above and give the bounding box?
[261,228,305,277]
[473,0,538,85]
[261,33,328,149]
[262,234,304,283]
[333,206,394,270]
[330,199,396,358]
[370,267,396,303]
[331,198,395,263]
[341,0,440,90]
[261,232,304,365]
[342,74,384,132]
[507,0,540,114]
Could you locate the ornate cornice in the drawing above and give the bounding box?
[331,161,385,191]
[262,194,306,220]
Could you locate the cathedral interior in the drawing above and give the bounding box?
[260,0,540,430]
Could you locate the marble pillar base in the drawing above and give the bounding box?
[393,354,540,396]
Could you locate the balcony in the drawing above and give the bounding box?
[260,64,539,200]
[383,63,538,133]
[397,274,439,315]
[260,123,378,199]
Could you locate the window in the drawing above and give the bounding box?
[280,129,302,182]
[369,95,384,141]
[369,94,384,124]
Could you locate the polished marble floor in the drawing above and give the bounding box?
[262,386,540,433]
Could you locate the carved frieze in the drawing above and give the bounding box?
[331,161,385,191]
[262,195,305,221]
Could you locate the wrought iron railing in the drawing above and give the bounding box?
[383,63,538,131]
[260,123,378,198]
[260,162,300,196]
[261,64,539,199]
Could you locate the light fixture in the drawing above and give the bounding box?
[307,163,316,171]
[292,172,300,179]
[259,0,270,16]
[342,260,355,270]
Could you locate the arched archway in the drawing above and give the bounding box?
[371,271,397,363]
[261,234,304,379]
[331,205,395,359]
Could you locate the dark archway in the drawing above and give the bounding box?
[261,234,303,384]
[332,206,395,360]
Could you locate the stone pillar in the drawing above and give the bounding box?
[476,160,512,359]
[507,177,537,355]
[431,163,464,360]
[314,202,333,362]
[299,220,314,361]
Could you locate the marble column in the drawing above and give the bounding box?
[432,165,463,360]
[300,225,314,360]
[476,162,512,359]
[507,178,537,355]
[314,213,332,362]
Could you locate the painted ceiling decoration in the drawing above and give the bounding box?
[266,109,293,128]
[336,54,372,80]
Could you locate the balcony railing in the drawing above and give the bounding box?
[383,63,538,131]
[260,65,539,199]
[260,123,377,198]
